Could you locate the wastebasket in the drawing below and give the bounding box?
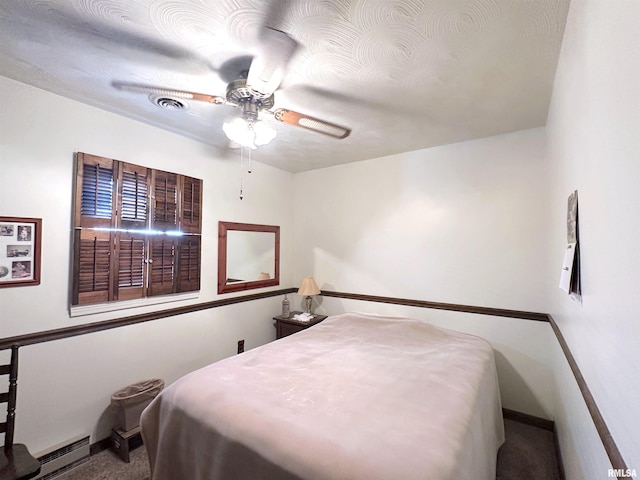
[111,379,164,432]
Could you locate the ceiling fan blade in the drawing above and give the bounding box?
[29,8,217,74]
[271,109,351,139]
[112,81,226,104]
[246,27,298,97]
[262,0,294,32]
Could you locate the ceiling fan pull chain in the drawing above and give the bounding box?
[239,147,245,200]
[247,147,252,174]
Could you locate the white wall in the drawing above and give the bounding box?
[293,128,556,417]
[0,76,294,453]
[17,298,285,454]
[294,128,551,312]
[546,0,640,476]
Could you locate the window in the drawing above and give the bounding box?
[71,152,202,306]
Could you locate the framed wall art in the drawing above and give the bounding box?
[0,216,42,288]
[559,191,581,299]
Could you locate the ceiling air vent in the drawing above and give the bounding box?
[150,95,188,111]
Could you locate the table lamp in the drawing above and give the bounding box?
[297,276,320,314]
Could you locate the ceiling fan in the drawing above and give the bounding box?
[113,25,351,150]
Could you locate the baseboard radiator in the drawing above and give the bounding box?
[34,435,90,479]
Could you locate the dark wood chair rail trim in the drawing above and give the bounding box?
[319,290,550,322]
[0,289,545,351]
[1,288,626,477]
[547,314,628,476]
[0,288,296,351]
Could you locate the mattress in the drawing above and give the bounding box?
[141,312,505,480]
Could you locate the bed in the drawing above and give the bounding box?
[141,312,505,480]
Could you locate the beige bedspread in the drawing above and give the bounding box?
[142,312,504,480]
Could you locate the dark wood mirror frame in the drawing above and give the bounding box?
[218,221,280,294]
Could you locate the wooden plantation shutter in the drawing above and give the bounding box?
[177,236,201,292]
[73,153,116,304]
[75,153,116,229]
[180,176,202,234]
[148,237,176,296]
[177,176,202,292]
[80,163,114,219]
[112,163,150,302]
[72,229,113,305]
[118,163,149,228]
[147,235,201,296]
[152,170,178,230]
[115,233,147,301]
[72,152,202,306]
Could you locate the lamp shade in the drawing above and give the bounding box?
[297,276,320,296]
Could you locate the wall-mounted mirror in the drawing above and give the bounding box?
[218,221,280,294]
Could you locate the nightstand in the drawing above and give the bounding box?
[273,311,328,339]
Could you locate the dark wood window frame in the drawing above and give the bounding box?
[71,152,202,306]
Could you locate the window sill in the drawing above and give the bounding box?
[69,292,200,317]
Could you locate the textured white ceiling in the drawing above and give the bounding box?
[0,0,570,172]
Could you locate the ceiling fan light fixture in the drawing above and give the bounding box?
[223,117,256,149]
[253,120,277,146]
[223,117,276,149]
